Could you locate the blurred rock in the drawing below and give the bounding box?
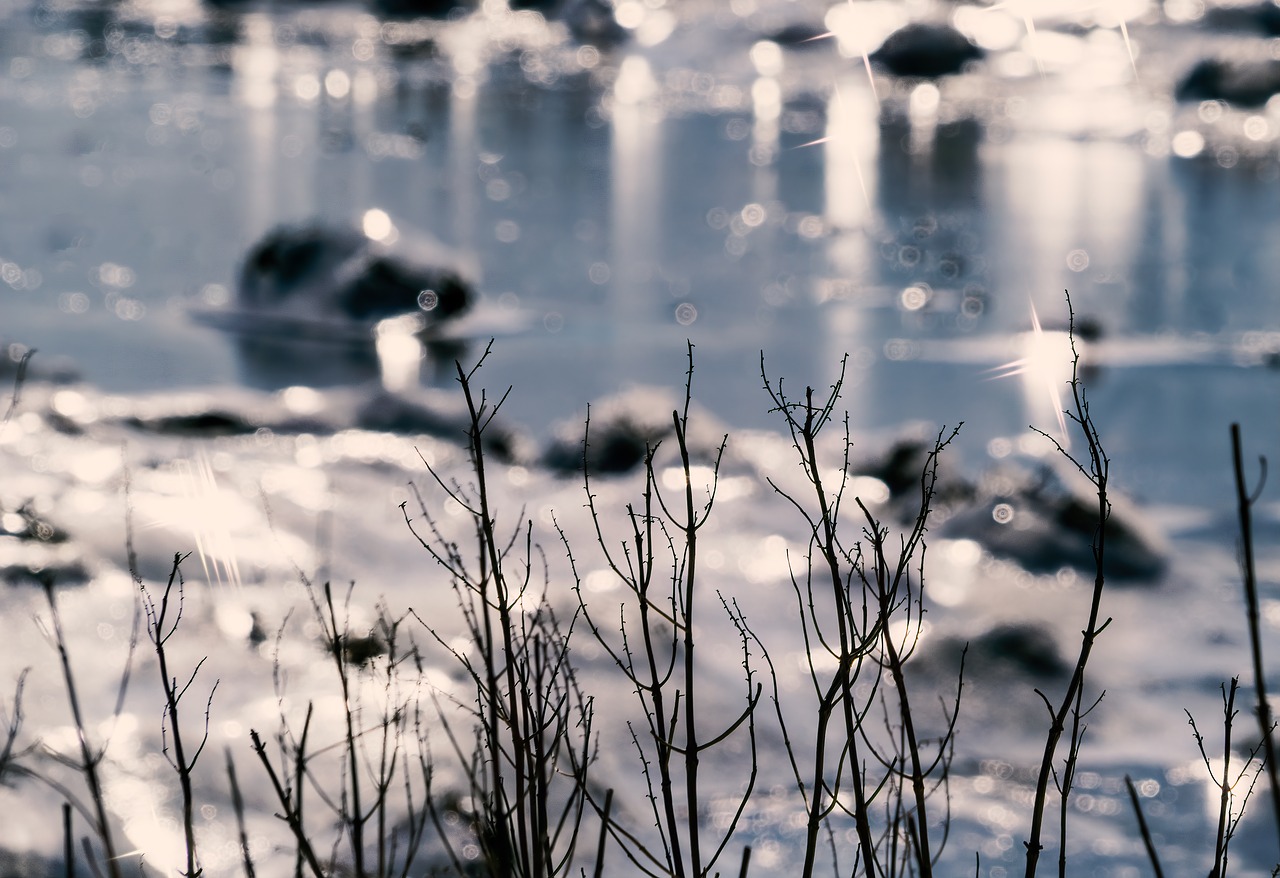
[1,559,89,588]
[238,222,472,325]
[365,0,471,20]
[944,456,1168,582]
[860,436,974,508]
[542,387,726,476]
[1200,2,1280,35]
[566,0,626,45]
[355,390,521,461]
[125,410,258,437]
[1175,57,1280,107]
[971,623,1067,679]
[871,23,984,78]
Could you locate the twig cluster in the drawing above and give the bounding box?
[2,294,1280,877]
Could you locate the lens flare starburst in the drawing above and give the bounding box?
[985,303,1073,449]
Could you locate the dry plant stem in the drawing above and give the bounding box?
[1123,775,1164,878]
[406,343,593,878]
[854,421,960,878]
[225,748,257,878]
[319,582,369,878]
[141,553,217,878]
[1229,423,1280,846]
[1190,679,1244,878]
[64,802,74,878]
[41,580,125,878]
[592,788,614,878]
[800,388,878,878]
[570,342,754,878]
[292,706,312,878]
[249,728,327,878]
[1023,303,1112,878]
[760,363,879,878]
[673,412,703,877]
[452,350,532,876]
[0,346,32,438]
[0,669,28,781]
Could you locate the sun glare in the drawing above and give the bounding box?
[173,453,245,589]
[986,303,1073,448]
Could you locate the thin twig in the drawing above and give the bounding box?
[1123,775,1164,878]
[1229,423,1280,848]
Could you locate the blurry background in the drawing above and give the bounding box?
[3,0,1280,506]
[8,1,1280,873]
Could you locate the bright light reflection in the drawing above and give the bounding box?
[1171,130,1205,158]
[750,40,784,77]
[362,208,395,242]
[375,318,424,392]
[824,1,906,60]
[986,303,1073,449]
[294,73,321,102]
[615,0,645,28]
[614,55,657,105]
[231,15,279,108]
[324,69,352,99]
[69,446,121,484]
[280,385,325,416]
[888,618,930,651]
[172,452,244,589]
[115,777,184,878]
[953,6,1021,51]
[851,475,890,504]
[661,464,718,495]
[817,81,877,229]
[52,389,95,423]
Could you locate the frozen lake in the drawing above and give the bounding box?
[6,0,1280,874]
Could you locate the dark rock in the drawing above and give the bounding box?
[944,459,1167,582]
[239,223,471,325]
[366,0,471,21]
[559,0,626,46]
[1201,2,1280,35]
[857,434,975,515]
[1176,57,1280,107]
[916,623,1065,691]
[971,623,1067,679]
[2,561,90,587]
[867,439,933,497]
[126,410,257,436]
[355,391,519,461]
[541,388,727,477]
[508,0,625,45]
[870,22,984,78]
[543,415,666,475]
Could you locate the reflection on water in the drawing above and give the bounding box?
[4,0,1280,485]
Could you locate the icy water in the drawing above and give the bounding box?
[6,0,1280,874]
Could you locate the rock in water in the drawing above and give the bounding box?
[559,0,626,46]
[1175,57,1280,107]
[365,0,471,20]
[944,457,1168,582]
[870,22,984,78]
[238,222,471,325]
